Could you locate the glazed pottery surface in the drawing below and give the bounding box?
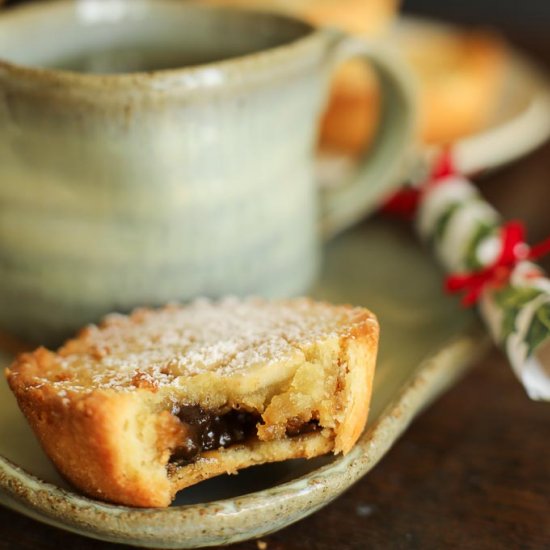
[0,0,415,343]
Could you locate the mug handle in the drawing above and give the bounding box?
[320,32,418,239]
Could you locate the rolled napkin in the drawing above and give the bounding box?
[393,151,550,400]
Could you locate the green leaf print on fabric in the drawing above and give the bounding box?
[493,286,543,341]
[464,222,499,271]
[433,203,460,242]
[525,303,550,356]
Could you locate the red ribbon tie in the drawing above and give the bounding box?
[383,148,456,218]
[445,221,550,306]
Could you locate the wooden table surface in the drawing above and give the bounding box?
[1,26,549,550]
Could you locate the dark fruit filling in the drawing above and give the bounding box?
[169,406,260,464]
[168,406,321,469]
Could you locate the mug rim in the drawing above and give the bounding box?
[0,0,324,92]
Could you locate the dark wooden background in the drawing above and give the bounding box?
[0,3,549,549]
[404,0,550,31]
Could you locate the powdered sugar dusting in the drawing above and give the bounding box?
[29,298,370,393]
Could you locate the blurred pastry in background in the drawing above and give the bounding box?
[402,30,506,145]
[320,60,382,155]
[205,1,506,152]
[320,22,506,152]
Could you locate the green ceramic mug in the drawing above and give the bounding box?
[0,0,416,343]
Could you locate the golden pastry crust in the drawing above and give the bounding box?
[319,60,381,155]
[404,32,506,144]
[6,298,379,508]
[322,31,506,154]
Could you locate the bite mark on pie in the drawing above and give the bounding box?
[6,298,379,507]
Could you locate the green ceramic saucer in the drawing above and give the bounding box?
[0,218,489,547]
